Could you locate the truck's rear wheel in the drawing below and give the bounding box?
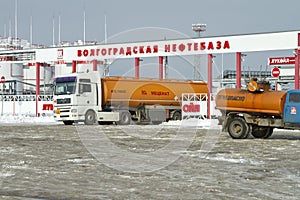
[85,110,96,125]
[252,126,273,139]
[264,128,273,138]
[172,111,181,120]
[228,118,250,139]
[117,111,131,125]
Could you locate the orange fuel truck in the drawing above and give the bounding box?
[53,72,208,125]
[216,78,300,139]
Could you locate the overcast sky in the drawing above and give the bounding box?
[1,0,300,79]
[1,0,300,44]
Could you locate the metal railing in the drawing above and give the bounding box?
[0,95,53,101]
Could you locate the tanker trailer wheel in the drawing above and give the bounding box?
[228,118,250,139]
[117,111,131,125]
[84,110,96,125]
[251,126,273,139]
[172,111,181,120]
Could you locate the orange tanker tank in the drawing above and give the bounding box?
[215,88,287,117]
[101,77,208,108]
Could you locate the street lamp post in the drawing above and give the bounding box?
[192,23,206,80]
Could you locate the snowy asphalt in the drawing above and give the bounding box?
[0,123,299,200]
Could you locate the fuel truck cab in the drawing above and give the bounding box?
[283,90,300,126]
[216,78,300,139]
[53,72,110,125]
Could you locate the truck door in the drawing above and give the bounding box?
[77,78,95,113]
[283,91,300,124]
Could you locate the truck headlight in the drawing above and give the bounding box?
[71,109,77,113]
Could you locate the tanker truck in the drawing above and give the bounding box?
[215,78,300,139]
[53,71,208,125]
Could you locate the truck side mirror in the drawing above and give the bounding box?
[79,84,84,94]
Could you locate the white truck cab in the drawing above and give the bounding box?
[53,72,119,125]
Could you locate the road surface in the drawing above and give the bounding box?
[0,123,299,199]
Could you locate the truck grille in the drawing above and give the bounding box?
[57,98,71,104]
[55,108,71,118]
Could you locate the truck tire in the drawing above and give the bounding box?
[84,110,96,125]
[63,120,74,125]
[264,128,274,138]
[172,111,181,120]
[228,118,250,139]
[117,111,131,125]
[251,126,273,139]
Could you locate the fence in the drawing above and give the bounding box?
[0,95,53,116]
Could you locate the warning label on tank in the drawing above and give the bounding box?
[151,91,170,96]
[217,95,245,101]
[111,90,127,93]
[291,107,297,115]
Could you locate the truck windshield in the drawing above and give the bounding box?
[54,76,76,95]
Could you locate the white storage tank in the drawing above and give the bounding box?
[44,64,53,84]
[54,62,73,76]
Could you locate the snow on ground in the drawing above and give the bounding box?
[0,114,59,125]
[162,118,221,129]
[0,114,220,128]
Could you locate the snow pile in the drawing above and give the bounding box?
[0,114,59,124]
[0,114,221,127]
[162,118,220,129]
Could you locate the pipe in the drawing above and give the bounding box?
[159,56,163,80]
[207,54,213,119]
[135,57,139,78]
[36,62,40,117]
[295,48,300,90]
[72,60,77,73]
[236,52,242,88]
[93,59,97,71]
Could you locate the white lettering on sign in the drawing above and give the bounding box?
[271,67,280,77]
[268,57,295,65]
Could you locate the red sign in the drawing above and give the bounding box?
[268,57,295,65]
[0,76,5,84]
[28,63,50,67]
[42,104,54,110]
[182,102,200,113]
[57,49,64,59]
[55,60,66,65]
[271,67,280,77]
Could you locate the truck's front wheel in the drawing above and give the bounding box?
[85,110,96,125]
[228,118,250,139]
[117,111,131,125]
